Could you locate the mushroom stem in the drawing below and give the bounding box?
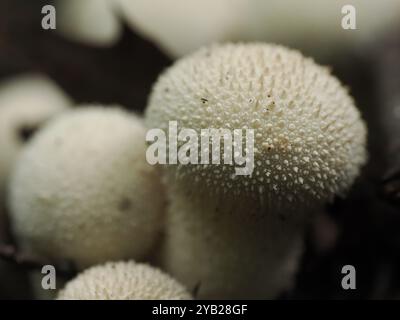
[161,183,306,299]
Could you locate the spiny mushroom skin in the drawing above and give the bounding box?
[146,43,367,204]
[58,261,192,300]
[9,107,165,270]
[145,43,367,298]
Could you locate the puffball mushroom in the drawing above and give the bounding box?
[56,0,244,55]
[59,0,400,59]
[0,74,71,197]
[239,0,400,60]
[145,43,367,298]
[0,74,70,299]
[57,0,122,47]
[58,261,192,300]
[9,107,165,269]
[0,73,71,225]
[117,0,245,58]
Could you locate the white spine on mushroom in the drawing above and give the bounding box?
[145,43,367,298]
[9,107,165,269]
[58,261,192,300]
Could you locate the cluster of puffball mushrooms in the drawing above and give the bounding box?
[0,42,366,299]
[57,0,400,59]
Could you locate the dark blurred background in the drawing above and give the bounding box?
[0,0,399,299]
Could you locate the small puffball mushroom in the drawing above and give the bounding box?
[145,43,367,298]
[56,0,400,59]
[57,0,122,47]
[58,261,192,300]
[56,0,243,56]
[99,0,400,59]
[239,0,400,60]
[9,107,165,269]
[0,74,71,202]
[117,0,245,58]
[0,74,70,299]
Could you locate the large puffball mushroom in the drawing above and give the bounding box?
[57,0,122,47]
[0,74,71,216]
[146,43,367,212]
[9,107,165,270]
[58,261,192,300]
[145,43,367,299]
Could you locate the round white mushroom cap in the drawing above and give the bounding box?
[9,107,165,269]
[117,0,400,58]
[0,74,71,198]
[239,0,400,59]
[56,0,243,53]
[145,43,367,208]
[118,0,245,57]
[57,0,122,47]
[58,261,192,300]
[56,0,400,58]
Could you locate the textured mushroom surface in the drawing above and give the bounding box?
[0,74,71,198]
[146,43,367,299]
[0,74,70,299]
[58,261,192,300]
[9,107,165,269]
[146,43,367,208]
